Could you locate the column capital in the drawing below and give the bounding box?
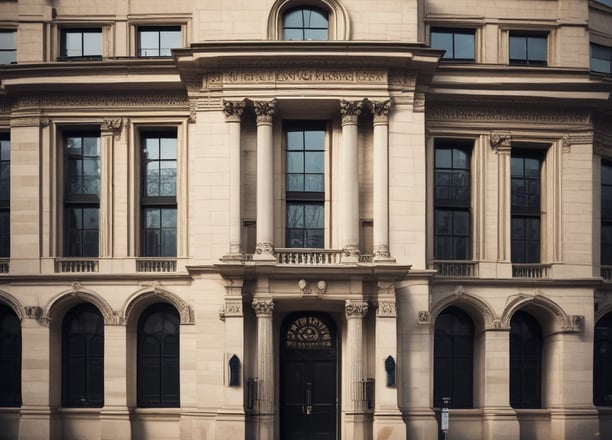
[490,131,512,154]
[223,99,246,122]
[253,99,277,124]
[345,300,369,319]
[370,99,391,125]
[252,299,274,317]
[340,99,363,125]
[101,118,123,139]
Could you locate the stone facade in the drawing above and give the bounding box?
[0,1,611,440]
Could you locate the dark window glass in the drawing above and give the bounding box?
[0,30,16,64]
[60,28,102,58]
[603,161,612,265]
[594,0,612,7]
[285,122,325,248]
[138,303,180,407]
[509,33,547,66]
[434,141,472,260]
[594,313,612,406]
[138,26,181,57]
[141,131,177,257]
[62,303,104,407]
[0,134,9,258]
[0,304,21,407]
[64,132,100,257]
[283,8,328,40]
[510,310,542,409]
[591,44,612,74]
[511,152,542,263]
[431,28,475,62]
[434,307,474,408]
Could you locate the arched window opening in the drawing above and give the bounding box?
[283,7,329,40]
[510,310,542,409]
[62,303,104,407]
[0,304,21,407]
[434,306,474,408]
[137,303,180,407]
[594,312,612,406]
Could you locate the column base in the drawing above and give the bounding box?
[343,412,370,440]
[482,407,519,440]
[403,408,438,440]
[255,412,274,440]
[373,411,406,440]
[100,407,131,440]
[215,410,246,439]
[18,406,53,440]
[550,407,599,440]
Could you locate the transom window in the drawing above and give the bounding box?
[431,28,475,62]
[591,43,612,75]
[285,122,325,248]
[0,30,16,64]
[283,7,329,40]
[510,310,542,409]
[0,134,9,258]
[602,160,612,266]
[0,304,21,407]
[137,26,181,57]
[509,32,547,66]
[60,28,102,59]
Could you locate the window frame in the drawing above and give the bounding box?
[602,160,612,266]
[0,133,9,258]
[508,31,548,66]
[0,304,21,407]
[136,25,182,57]
[430,27,476,63]
[0,29,16,65]
[591,43,612,75]
[59,27,103,60]
[510,310,542,409]
[282,6,329,41]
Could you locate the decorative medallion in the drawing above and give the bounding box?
[286,316,332,350]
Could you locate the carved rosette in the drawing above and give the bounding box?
[223,99,246,122]
[377,302,397,317]
[255,241,274,256]
[253,99,277,124]
[417,311,431,325]
[371,99,391,125]
[490,132,512,154]
[345,300,369,319]
[340,99,363,125]
[252,299,274,317]
[221,300,243,320]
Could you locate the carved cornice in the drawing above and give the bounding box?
[490,131,512,153]
[253,99,277,124]
[223,99,246,122]
[345,300,369,319]
[340,99,363,125]
[561,132,594,152]
[252,299,274,317]
[370,99,391,125]
[14,93,189,110]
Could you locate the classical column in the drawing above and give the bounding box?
[491,133,512,266]
[339,100,363,261]
[344,300,369,439]
[371,100,394,261]
[223,100,246,258]
[253,100,277,261]
[99,118,122,259]
[252,298,275,439]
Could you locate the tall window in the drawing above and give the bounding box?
[60,28,102,59]
[0,134,9,258]
[509,32,547,66]
[137,26,181,57]
[282,7,328,40]
[141,130,177,257]
[64,132,100,257]
[434,141,471,260]
[0,304,21,407]
[0,30,16,64]
[591,43,612,75]
[285,122,325,248]
[431,28,475,62]
[510,310,542,409]
[434,307,474,408]
[594,312,612,406]
[62,303,104,407]
[138,303,180,407]
[602,161,612,266]
[511,151,542,263]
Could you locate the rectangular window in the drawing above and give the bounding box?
[141,130,177,257]
[0,30,16,64]
[431,28,475,62]
[137,26,181,57]
[509,32,547,66]
[285,122,325,248]
[64,132,100,257]
[60,28,102,59]
[591,43,612,75]
[0,134,9,258]
[511,152,542,263]
[602,161,612,266]
[434,141,472,260]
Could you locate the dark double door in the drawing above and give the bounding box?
[280,313,338,440]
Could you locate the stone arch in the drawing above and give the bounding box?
[0,289,25,321]
[42,283,118,327]
[501,292,583,335]
[122,285,194,326]
[431,287,498,332]
[267,0,351,40]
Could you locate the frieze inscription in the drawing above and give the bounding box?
[221,69,386,84]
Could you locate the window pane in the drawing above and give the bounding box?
[160,138,177,159]
[304,29,328,40]
[304,130,325,149]
[0,31,15,50]
[83,32,101,56]
[65,33,83,57]
[431,32,453,59]
[528,36,547,62]
[283,29,304,41]
[304,174,324,192]
[305,151,323,173]
[287,204,304,228]
[454,33,474,60]
[304,9,328,28]
[284,9,304,27]
[287,152,304,173]
[287,131,304,150]
[146,209,161,228]
[139,31,159,56]
[287,174,304,192]
[159,30,181,55]
[509,36,526,62]
[304,204,323,228]
[435,148,452,168]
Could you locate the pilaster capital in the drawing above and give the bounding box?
[340,99,363,125]
[253,99,277,124]
[490,131,512,154]
[252,299,274,317]
[377,302,397,317]
[370,99,391,125]
[101,118,122,132]
[223,99,246,122]
[345,300,369,319]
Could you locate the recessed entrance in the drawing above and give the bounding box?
[280,312,338,440]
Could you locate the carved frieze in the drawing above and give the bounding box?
[14,93,189,110]
[345,300,369,319]
[252,299,274,317]
[561,133,594,152]
[218,69,386,85]
[219,300,244,320]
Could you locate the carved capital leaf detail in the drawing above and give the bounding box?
[252,299,274,317]
[377,302,397,317]
[340,99,363,125]
[345,300,369,319]
[223,99,246,121]
[490,132,512,153]
[253,99,277,124]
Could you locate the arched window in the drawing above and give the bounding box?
[434,306,474,408]
[62,303,104,407]
[594,312,612,406]
[0,304,21,407]
[510,310,542,409]
[282,7,329,40]
[138,303,180,407]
